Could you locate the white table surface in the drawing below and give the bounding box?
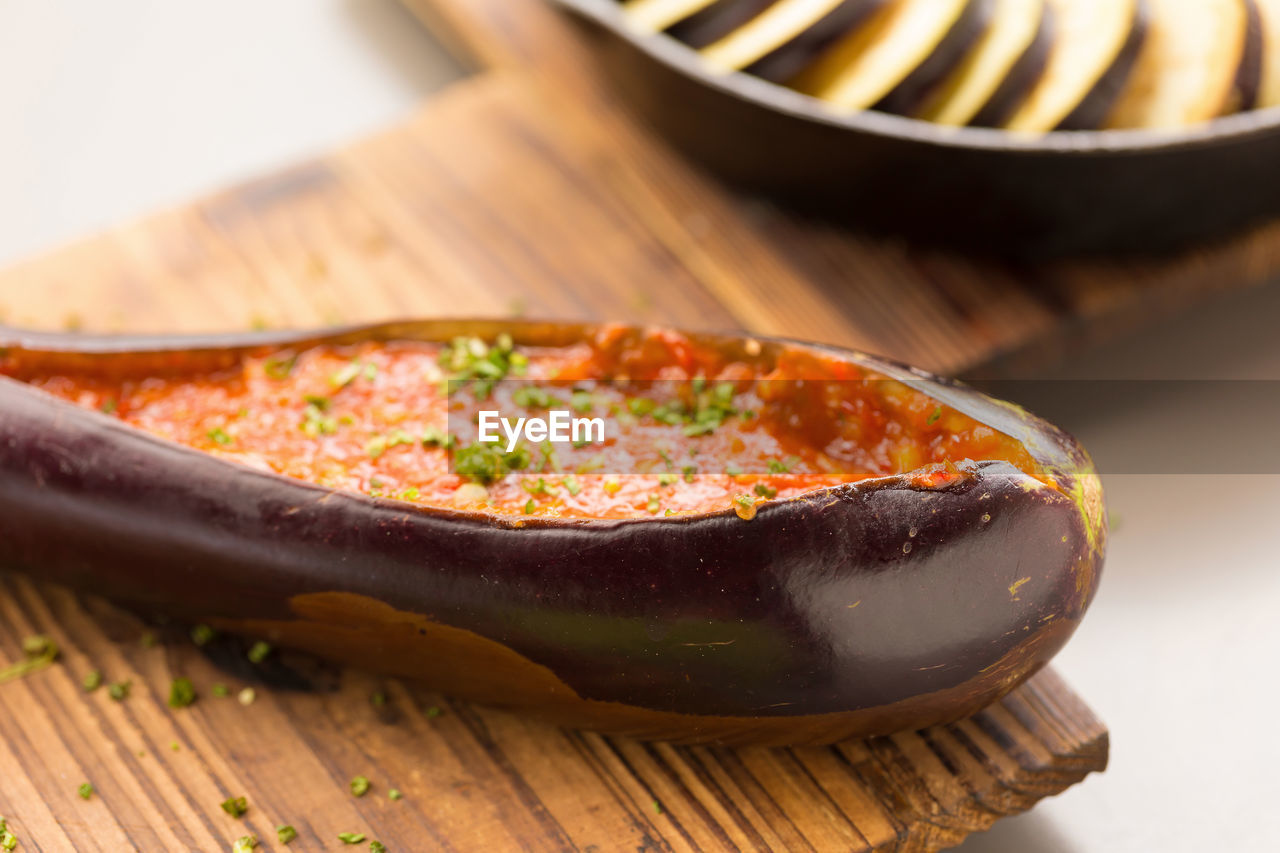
[2,3,1277,851]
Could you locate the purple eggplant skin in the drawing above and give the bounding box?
[0,320,1105,745]
[969,0,1056,128]
[667,0,779,49]
[1236,0,1266,112]
[1055,0,1150,131]
[745,0,888,84]
[875,0,995,118]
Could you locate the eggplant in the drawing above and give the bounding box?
[667,0,782,49]
[0,321,1105,746]
[698,0,883,78]
[1001,0,1146,132]
[790,0,991,113]
[919,0,1053,127]
[1106,0,1262,129]
[1261,0,1280,107]
[623,0,726,36]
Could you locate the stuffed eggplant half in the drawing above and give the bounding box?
[0,321,1104,745]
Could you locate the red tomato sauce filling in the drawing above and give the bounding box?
[7,327,1043,518]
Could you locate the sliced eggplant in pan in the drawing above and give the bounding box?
[791,0,989,112]
[1003,0,1146,132]
[1260,0,1280,107]
[1106,0,1260,129]
[1238,0,1267,110]
[919,0,1052,127]
[699,0,883,79]
[624,0,730,35]
[746,0,889,81]
[669,0,781,48]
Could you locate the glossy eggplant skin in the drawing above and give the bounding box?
[0,320,1105,745]
[557,0,1280,257]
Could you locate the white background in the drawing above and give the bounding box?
[1,2,1277,851]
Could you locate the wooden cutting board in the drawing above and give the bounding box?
[28,0,1280,848]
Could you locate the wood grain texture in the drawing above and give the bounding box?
[0,0,1144,849]
[0,574,1105,852]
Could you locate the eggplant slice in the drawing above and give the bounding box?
[1260,0,1280,106]
[668,0,781,47]
[791,0,987,111]
[622,0,720,33]
[919,0,1051,127]
[1106,0,1258,129]
[699,0,877,74]
[1002,0,1145,132]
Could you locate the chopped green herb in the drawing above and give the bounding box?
[168,677,197,709]
[421,426,453,449]
[78,782,94,800]
[367,429,416,460]
[571,389,594,413]
[83,670,103,692]
[165,676,198,708]
[247,641,271,664]
[100,398,118,414]
[191,624,216,646]
[681,465,697,483]
[171,742,181,752]
[208,427,233,446]
[439,334,525,399]
[753,483,778,499]
[330,359,374,390]
[523,498,536,514]
[652,800,663,815]
[627,397,656,417]
[662,381,738,437]
[538,441,562,472]
[1,635,60,684]
[926,407,943,426]
[522,477,555,496]
[232,835,258,852]
[263,353,298,380]
[388,789,403,801]
[657,473,677,487]
[646,494,662,514]
[212,683,230,698]
[108,680,131,701]
[140,631,158,649]
[370,691,387,708]
[453,441,531,485]
[371,842,387,853]
[767,457,797,474]
[425,706,442,719]
[301,401,338,437]
[1,830,16,851]
[562,474,582,496]
[725,463,742,477]
[338,832,366,844]
[351,776,371,797]
[276,825,298,845]
[220,796,249,818]
[512,386,561,409]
